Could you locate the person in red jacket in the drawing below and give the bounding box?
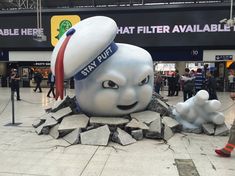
[215,92,235,157]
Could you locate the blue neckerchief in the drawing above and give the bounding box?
[75,42,118,80]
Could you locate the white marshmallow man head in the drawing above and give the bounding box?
[75,43,154,116]
[50,16,154,116]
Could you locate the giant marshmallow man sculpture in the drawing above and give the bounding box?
[51,16,225,129]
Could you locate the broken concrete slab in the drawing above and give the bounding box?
[40,113,51,121]
[112,128,136,146]
[50,96,70,112]
[63,128,81,145]
[145,131,162,139]
[58,114,89,132]
[35,123,45,135]
[156,98,169,110]
[50,106,72,121]
[80,125,110,146]
[49,124,60,139]
[131,129,143,141]
[215,123,229,136]
[32,119,44,128]
[130,111,161,124]
[44,116,58,127]
[163,116,180,128]
[126,119,149,130]
[164,125,174,141]
[148,118,162,133]
[147,95,171,116]
[183,127,202,134]
[42,126,50,135]
[90,117,129,126]
[202,123,215,135]
[145,118,162,139]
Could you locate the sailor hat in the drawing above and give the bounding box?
[51,16,118,100]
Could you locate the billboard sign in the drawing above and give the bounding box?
[0,8,235,48]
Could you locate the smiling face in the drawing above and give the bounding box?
[74,43,154,116]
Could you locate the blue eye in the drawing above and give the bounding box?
[138,75,150,86]
[102,80,119,89]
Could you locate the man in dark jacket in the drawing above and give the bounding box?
[206,72,218,100]
[11,69,21,100]
[33,70,43,93]
[47,71,55,98]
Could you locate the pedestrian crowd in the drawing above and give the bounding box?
[154,65,218,102]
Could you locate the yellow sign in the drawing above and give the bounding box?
[51,15,81,46]
[226,60,234,68]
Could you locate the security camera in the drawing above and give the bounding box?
[219,18,227,23]
[226,18,235,27]
[33,32,47,42]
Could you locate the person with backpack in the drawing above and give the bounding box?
[181,68,195,101]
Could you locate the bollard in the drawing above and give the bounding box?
[4,91,21,126]
[11,91,15,124]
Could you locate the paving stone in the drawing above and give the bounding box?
[131,129,143,140]
[80,125,110,146]
[58,114,89,132]
[130,111,161,124]
[164,125,174,141]
[63,128,81,145]
[50,106,72,121]
[126,119,149,130]
[32,119,44,128]
[112,128,136,146]
[215,123,229,136]
[43,116,58,127]
[49,124,60,139]
[90,117,129,126]
[202,123,215,135]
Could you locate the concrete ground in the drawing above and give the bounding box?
[0,87,235,176]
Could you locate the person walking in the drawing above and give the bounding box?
[47,72,55,98]
[228,72,234,92]
[174,70,180,96]
[181,68,194,101]
[33,70,43,93]
[154,72,162,94]
[10,69,21,101]
[206,71,218,100]
[194,68,205,93]
[215,92,235,157]
[167,74,175,96]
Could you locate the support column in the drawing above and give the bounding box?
[175,62,186,75]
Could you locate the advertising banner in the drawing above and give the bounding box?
[0,8,235,48]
